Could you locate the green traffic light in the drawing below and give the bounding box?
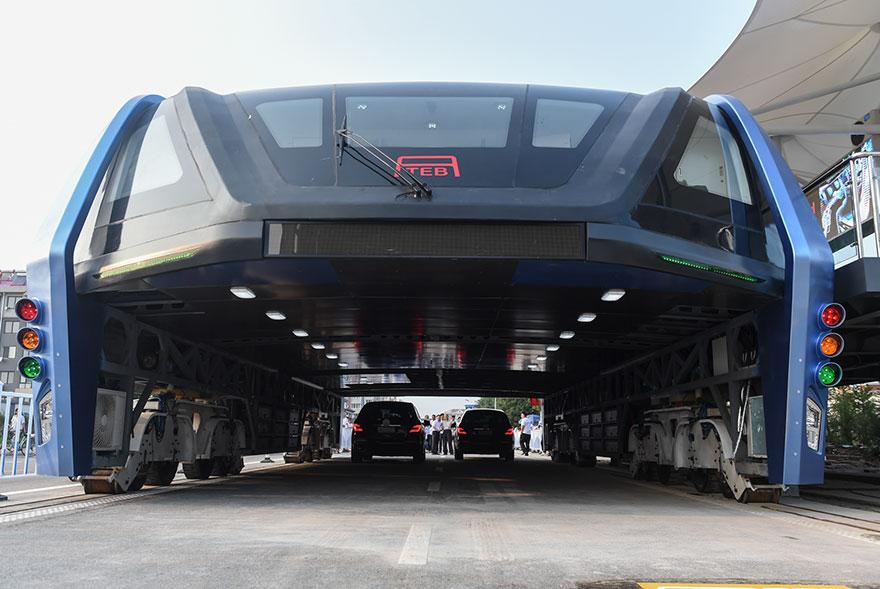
[18,357,42,379]
[817,363,840,386]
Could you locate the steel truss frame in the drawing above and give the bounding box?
[544,312,760,449]
[93,307,340,466]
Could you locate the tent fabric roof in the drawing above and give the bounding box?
[690,0,880,184]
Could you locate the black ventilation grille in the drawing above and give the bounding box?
[265,222,585,259]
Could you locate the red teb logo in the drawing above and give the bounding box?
[395,155,460,178]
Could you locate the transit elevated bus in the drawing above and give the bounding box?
[20,83,842,498]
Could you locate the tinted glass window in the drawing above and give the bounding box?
[673,114,752,205]
[256,98,323,148]
[532,99,604,148]
[358,403,417,425]
[345,96,514,147]
[460,411,510,428]
[634,101,768,261]
[106,114,182,201]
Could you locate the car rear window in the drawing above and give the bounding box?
[461,411,510,428]
[358,403,416,425]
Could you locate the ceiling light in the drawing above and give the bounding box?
[265,310,286,320]
[559,331,575,340]
[325,352,338,359]
[601,289,626,302]
[546,344,560,352]
[338,362,349,368]
[527,363,538,370]
[292,329,309,337]
[578,312,596,323]
[311,342,325,350]
[229,286,256,299]
[536,355,547,361]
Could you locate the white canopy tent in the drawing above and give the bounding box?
[690,0,880,185]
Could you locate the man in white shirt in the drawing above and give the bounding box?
[431,415,442,455]
[519,413,533,456]
[440,414,452,455]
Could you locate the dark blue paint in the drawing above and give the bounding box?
[709,95,834,485]
[27,95,164,476]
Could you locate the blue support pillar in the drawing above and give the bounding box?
[709,95,835,485]
[27,95,164,476]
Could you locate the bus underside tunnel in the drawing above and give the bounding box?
[21,82,844,500]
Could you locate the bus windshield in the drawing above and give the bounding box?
[344,96,514,148]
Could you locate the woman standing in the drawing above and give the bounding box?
[530,422,542,454]
[340,415,353,453]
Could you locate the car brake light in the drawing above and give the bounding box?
[353,423,363,433]
[456,427,467,435]
[504,428,513,435]
[409,424,422,433]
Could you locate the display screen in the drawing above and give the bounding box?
[805,138,874,242]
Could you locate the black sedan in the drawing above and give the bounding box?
[453,409,514,461]
[352,401,425,463]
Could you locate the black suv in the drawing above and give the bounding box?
[352,401,425,463]
[453,409,514,461]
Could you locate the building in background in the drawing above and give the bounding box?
[346,395,400,416]
[0,271,29,393]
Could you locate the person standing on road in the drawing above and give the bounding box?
[340,415,353,453]
[441,413,452,455]
[530,421,542,454]
[519,413,533,456]
[423,415,432,451]
[431,414,442,455]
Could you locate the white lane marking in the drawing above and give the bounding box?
[427,481,441,493]
[398,523,432,565]
[1,483,81,496]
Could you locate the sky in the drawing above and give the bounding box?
[0,1,756,414]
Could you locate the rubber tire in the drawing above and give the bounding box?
[126,473,147,493]
[228,455,244,475]
[351,449,363,464]
[657,464,672,485]
[145,461,178,486]
[183,459,213,480]
[551,450,560,463]
[302,448,313,463]
[454,449,464,461]
[413,450,426,464]
[211,456,232,477]
[689,469,712,493]
[501,449,514,461]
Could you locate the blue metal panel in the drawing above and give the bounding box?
[708,95,834,485]
[27,95,164,476]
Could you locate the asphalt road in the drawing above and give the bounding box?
[1,453,878,588]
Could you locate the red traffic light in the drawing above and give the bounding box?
[15,298,39,322]
[819,303,845,329]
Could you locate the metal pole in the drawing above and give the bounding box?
[851,160,865,260]
[870,155,880,257]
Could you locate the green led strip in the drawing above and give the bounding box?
[97,248,198,279]
[659,254,762,283]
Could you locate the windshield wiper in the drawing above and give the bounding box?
[336,126,432,200]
